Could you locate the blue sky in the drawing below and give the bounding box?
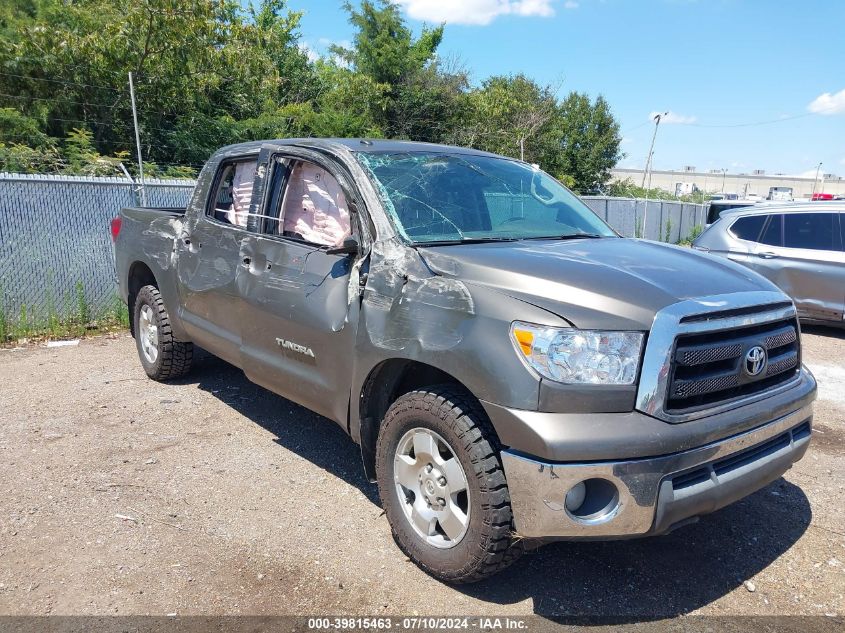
[286,0,845,177]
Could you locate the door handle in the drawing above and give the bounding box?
[758,252,779,259]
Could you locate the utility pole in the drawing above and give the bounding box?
[128,71,147,206]
[721,168,727,193]
[641,112,668,188]
[641,112,667,240]
[811,162,822,199]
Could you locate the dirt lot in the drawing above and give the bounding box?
[0,328,842,618]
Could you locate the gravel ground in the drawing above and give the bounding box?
[0,328,842,618]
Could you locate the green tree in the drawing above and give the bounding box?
[461,76,622,191]
[0,108,51,148]
[334,0,460,140]
[463,74,558,163]
[0,0,625,187]
[334,0,443,87]
[0,0,316,167]
[554,92,623,192]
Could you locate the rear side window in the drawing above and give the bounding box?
[759,214,783,246]
[729,215,766,241]
[708,202,751,224]
[783,213,837,251]
[207,159,257,227]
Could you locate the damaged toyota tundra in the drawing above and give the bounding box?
[113,139,817,583]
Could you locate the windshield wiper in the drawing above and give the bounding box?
[522,233,610,241]
[413,237,521,247]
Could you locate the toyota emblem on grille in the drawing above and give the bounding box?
[744,345,767,377]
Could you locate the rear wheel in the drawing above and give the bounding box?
[375,385,521,583]
[133,285,193,381]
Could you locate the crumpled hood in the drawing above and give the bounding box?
[417,237,782,330]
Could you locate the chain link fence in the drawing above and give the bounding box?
[0,173,196,331]
[0,173,705,331]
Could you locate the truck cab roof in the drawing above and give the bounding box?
[215,138,505,159]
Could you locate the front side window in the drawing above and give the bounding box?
[356,152,615,244]
[783,213,837,251]
[273,160,352,247]
[208,159,257,227]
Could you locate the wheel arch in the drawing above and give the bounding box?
[358,359,491,481]
[127,261,158,337]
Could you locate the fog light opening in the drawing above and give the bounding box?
[564,481,586,512]
[564,478,620,524]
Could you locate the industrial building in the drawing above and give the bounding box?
[611,167,845,199]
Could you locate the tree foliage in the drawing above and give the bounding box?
[0,0,623,191]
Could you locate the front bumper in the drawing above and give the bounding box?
[499,384,814,539]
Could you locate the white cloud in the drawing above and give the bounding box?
[298,42,319,63]
[564,1,579,8]
[397,0,555,26]
[807,88,845,115]
[649,110,697,124]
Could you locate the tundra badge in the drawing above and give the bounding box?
[276,338,315,358]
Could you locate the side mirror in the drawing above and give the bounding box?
[326,235,359,255]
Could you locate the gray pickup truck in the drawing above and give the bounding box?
[113,139,817,583]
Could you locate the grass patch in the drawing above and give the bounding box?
[1,292,129,347]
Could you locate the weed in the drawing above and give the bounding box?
[75,280,90,324]
[0,286,129,346]
[0,288,7,342]
[678,224,704,246]
[663,218,673,243]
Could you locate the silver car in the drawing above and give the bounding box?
[694,202,845,325]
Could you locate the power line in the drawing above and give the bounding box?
[7,57,139,80]
[43,115,192,139]
[624,109,836,133]
[681,112,815,129]
[0,71,122,92]
[0,91,125,110]
[621,120,650,135]
[0,93,214,133]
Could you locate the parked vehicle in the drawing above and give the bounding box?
[812,193,835,201]
[113,139,816,583]
[767,186,794,201]
[706,198,757,225]
[694,202,845,325]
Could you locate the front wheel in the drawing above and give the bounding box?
[133,284,193,381]
[375,386,522,583]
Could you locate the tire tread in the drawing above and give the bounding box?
[377,384,523,584]
[135,285,193,381]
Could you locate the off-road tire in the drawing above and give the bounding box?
[375,385,522,584]
[133,284,193,381]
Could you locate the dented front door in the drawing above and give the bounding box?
[237,236,358,425]
[236,145,361,426]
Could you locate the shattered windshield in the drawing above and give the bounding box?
[356,151,616,244]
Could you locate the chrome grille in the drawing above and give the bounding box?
[666,317,800,413]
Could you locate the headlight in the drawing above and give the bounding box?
[510,321,644,385]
